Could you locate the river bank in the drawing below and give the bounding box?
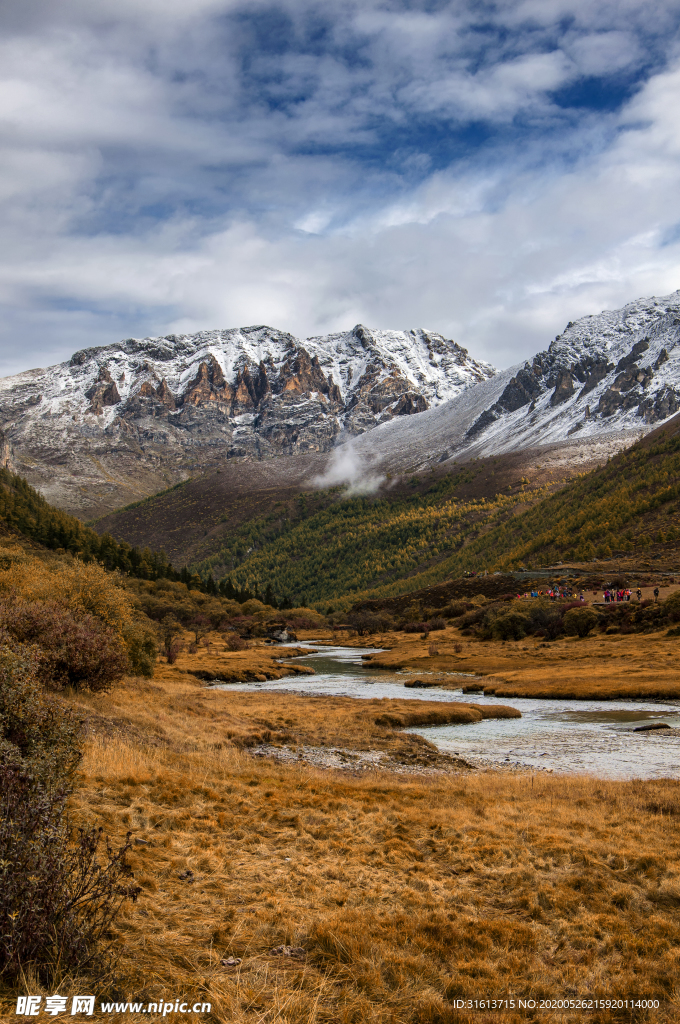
[216,643,680,779]
[149,622,680,701]
[311,626,680,701]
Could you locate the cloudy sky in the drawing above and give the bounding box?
[2,0,680,376]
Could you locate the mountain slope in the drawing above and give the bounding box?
[197,413,680,610]
[0,467,178,581]
[0,325,493,519]
[342,289,680,475]
[466,411,680,569]
[189,465,556,608]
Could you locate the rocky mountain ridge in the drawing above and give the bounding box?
[0,324,493,518]
[3,290,680,522]
[344,289,680,475]
[466,291,680,442]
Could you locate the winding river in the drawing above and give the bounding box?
[218,644,680,779]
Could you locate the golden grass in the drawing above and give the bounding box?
[66,669,519,766]
[345,626,680,700]
[2,666,680,1024]
[167,633,318,683]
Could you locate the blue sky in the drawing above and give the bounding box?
[2,0,680,375]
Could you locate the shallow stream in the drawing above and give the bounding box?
[218,644,680,779]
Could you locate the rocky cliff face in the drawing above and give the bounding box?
[324,290,680,483]
[0,324,494,518]
[461,290,680,452]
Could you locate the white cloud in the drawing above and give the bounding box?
[567,30,642,76]
[310,439,385,494]
[1,0,680,378]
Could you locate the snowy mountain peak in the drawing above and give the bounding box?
[461,289,680,447]
[0,322,494,517]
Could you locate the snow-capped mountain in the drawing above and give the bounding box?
[345,289,680,473]
[0,324,493,517]
[3,291,680,521]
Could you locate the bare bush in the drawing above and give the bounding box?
[0,596,129,693]
[224,632,249,652]
[0,763,140,982]
[0,643,140,982]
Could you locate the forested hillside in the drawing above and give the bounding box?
[192,469,550,609]
[0,468,179,582]
[472,414,680,568]
[196,415,680,610]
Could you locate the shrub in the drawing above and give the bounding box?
[609,575,628,589]
[121,620,157,677]
[428,618,446,631]
[0,643,80,787]
[491,611,531,641]
[661,592,680,623]
[159,614,184,664]
[524,599,569,640]
[0,764,140,982]
[223,632,248,652]
[402,621,430,634]
[457,606,489,631]
[345,611,392,635]
[0,557,154,678]
[0,596,129,693]
[221,600,243,618]
[443,600,470,618]
[284,615,327,630]
[0,643,140,981]
[563,607,598,638]
[0,559,132,636]
[284,606,326,624]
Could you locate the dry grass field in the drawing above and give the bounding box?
[1,645,680,1024]
[346,626,680,701]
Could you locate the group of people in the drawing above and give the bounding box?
[516,585,659,604]
[603,588,643,603]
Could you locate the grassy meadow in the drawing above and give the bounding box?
[355,624,680,701]
[0,658,678,1024]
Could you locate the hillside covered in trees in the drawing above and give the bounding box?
[0,468,212,586]
[191,469,551,609]
[196,415,680,610]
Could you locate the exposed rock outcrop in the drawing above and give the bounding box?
[0,323,494,518]
[550,369,575,407]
